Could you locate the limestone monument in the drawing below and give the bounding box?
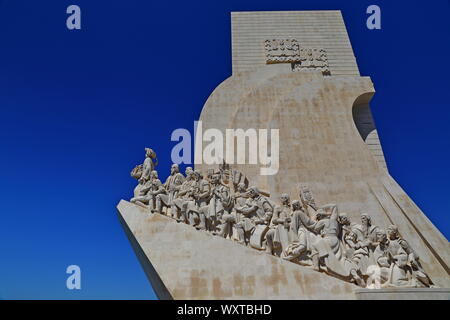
[117,11,450,299]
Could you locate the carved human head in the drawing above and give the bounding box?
[211,174,221,185]
[185,166,193,178]
[171,164,179,174]
[376,228,387,243]
[300,185,316,207]
[248,186,260,198]
[193,170,202,181]
[292,200,302,211]
[145,148,156,159]
[387,225,399,240]
[361,213,371,226]
[280,193,290,205]
[338,213,350,225]
[150,170,158,179]
[347,230,357,242]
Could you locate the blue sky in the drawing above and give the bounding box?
[0,0,448,299]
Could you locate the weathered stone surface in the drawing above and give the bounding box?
[117,200,357,299]
[355,288,450,300]
[231,11,360,76]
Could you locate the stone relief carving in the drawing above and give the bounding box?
[129,148,436,289]
[292,47,330,75]
[264,39,330,75]
[264,39,301,64]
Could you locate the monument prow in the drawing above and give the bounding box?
[117,200,357,299]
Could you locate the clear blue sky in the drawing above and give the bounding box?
[0,0,448,299]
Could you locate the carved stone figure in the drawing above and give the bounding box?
[282,200,314,264]
[148,171,165,212]
[189,170,211,230]
[130,164,144,197]
[207,174,232,235]
[343,227,371,282]
[266,193,292,256]
[140,148,158,184]
[307,205,364,286]
[130,170,164,212]
[309,204,340,269]
[231,183,249,244]
[230,169,249,193]
[155,164,184,216]
[235,186,273,249]
[130,175,153,208]
[172,167,196,222]
[218,161,231,186]
[387,225,434,287]
[299,185,318,219]
[368,229,391,287]
[353,213,380,253]
[371,228,412,287]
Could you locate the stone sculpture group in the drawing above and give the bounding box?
[130,148,435,289]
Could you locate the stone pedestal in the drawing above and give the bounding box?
[355,288,450,300]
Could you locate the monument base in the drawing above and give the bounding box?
[117,200,359,299]
[355,288,450,300]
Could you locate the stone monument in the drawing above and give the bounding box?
[117,11,450,299]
